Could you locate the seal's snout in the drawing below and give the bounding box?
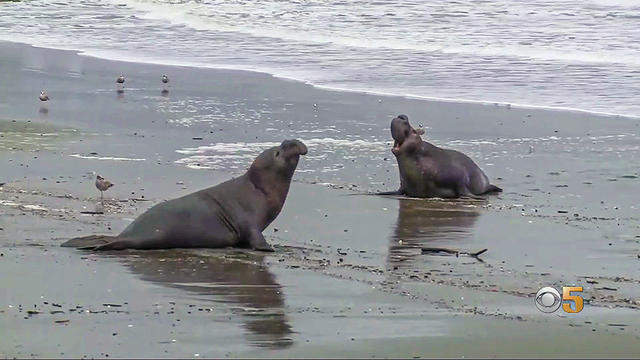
[281,139,308,156]
[390,114,423,155]
[391,114,411,144]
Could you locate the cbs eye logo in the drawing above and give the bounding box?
[535,286,584,313]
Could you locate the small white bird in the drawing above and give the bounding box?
[161,74,169,84]
[116,74,125,84]
[95,175,114,201]
[39,90,49,102]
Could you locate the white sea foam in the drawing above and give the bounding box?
[117,0,640,66]
[1,0,640,117]
[0,200,51,212]
[174,137,388,172]
[70,154,146,161]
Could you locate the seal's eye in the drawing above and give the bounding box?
[275,151,280,158]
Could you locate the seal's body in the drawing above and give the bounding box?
[62,140,307,251]
[385,115,501,199]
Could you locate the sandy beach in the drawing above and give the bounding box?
[1,41,640,358]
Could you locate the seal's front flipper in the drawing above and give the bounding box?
[248,230,274,252]
[483,184,503,194]
[254,244,275,252]
[375,189,404,196]
[60,235,117,248]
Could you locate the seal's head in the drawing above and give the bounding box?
[275,139,308,172]
[250,139,307,180]
[390,114,424,156]
[248,139,307,209]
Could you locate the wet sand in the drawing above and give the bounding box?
[1,41,640,358]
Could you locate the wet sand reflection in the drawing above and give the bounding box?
[119,250,293,349]
[388,199,481,270]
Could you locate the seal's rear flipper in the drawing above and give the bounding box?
[90,239,131,251]
[484,184,503,194]
[60,235,117,248]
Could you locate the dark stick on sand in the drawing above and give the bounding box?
[80,211,105,215]
[421,247,488,259]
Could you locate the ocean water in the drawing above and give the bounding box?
[1,0,640,118]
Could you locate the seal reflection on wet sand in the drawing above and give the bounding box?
[387,199,480,270]
[121,250,293,349]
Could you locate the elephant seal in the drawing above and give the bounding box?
[382,114,501,199]
[62,139,308,251]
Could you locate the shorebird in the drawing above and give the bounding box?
[95,175,114,202]
[39,90,49,102]
[116,74,125,93]
[161,74,169,94]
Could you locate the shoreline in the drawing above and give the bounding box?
[3,39,639,121]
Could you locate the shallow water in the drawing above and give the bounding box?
[0,118,78,152]
[1,0,640,117]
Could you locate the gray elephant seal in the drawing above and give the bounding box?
[382,114,501,199]
[62,139,308,251]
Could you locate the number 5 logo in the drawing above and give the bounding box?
[562,286,584,313]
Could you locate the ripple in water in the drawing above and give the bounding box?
[1,0,640,117]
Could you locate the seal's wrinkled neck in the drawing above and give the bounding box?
[247,140,306,206]
[248,149,293,200]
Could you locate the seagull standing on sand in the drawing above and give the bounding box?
[116,74,125,92]
[39,90,49,102]
[95,175,114,202]
[161,74,169,93]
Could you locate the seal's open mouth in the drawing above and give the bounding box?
[390,114,424,154]
[392,128,412,151]
[392,127,424,153]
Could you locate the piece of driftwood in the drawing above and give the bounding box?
[421,247,488,258]
[80,211,105,215]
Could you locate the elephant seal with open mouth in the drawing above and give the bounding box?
[62,139,308,251]
[381,115,501,199]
